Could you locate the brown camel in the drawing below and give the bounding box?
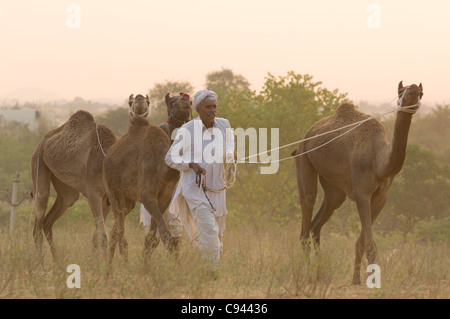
[292,81,423,284]
[30,94,150,259]
[103,93,191,262]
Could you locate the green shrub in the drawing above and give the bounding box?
[412,217,450,243]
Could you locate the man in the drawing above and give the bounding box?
[165,90,235,273]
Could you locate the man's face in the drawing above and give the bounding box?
[197,99,217,124]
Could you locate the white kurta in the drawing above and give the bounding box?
[165,117,235,240]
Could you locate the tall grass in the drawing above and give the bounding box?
[0,202,448,299]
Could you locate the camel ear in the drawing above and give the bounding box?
[128,94,134,107]
[398,81,403,92]
[165,93,171,106]
[145,94,150,106]
[419,83,423,98]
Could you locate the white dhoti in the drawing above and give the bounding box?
[140,203,183,238]
[164,116,234,270]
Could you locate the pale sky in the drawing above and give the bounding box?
[1,0,449,106]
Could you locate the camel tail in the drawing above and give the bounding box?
[291,149,297,156]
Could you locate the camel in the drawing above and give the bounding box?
[30,94,150,259]
[292,81,423,284]
[103,93,192,262]
[140,93,193,235]
[159,92,192,137]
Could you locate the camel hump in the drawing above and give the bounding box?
[335,102,357,115]
[69,110,95,123]
[95,123,117,149]
[64,110,95,134]
[331,102,370,123]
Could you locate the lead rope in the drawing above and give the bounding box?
[196,171,216,212]
[239,88,421,163]
[96,123,107,158]
[397,86,421,114]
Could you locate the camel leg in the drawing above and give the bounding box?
[143,218,160,262]
[352,231,365,285]
[351,188,387,285]
[295,154,318,258]
[102,194,111,222]
[93,194,112,250]
[107,203,126,264]
[117,199,135,261]
[86,186,108,255]
[31,156,51,257]
[352,192,377,285]
[43,175,80,260]
[142,196,172,256]
[311,178,346,248]
[158,188,180,253]
[370,189,387,224]
[144,192,170,261]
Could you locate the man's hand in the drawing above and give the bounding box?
[189,163,205,175]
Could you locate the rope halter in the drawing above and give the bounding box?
[397,86,421,114]
[129,94,150,117]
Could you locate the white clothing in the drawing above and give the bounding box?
[139,204,183,237]
[192,90,218,110]
[165,116,234,267]
[165,117,235,219]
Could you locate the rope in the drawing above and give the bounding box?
[202,161,237,193]
[397,86,421,114]
[129,101,149,118]
[96,123,107,157]
[192,160,237,213]
[238,89,420,164]
[269,109,396,163]
[196,172,216,211]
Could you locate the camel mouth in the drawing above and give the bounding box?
[406,93,421,106]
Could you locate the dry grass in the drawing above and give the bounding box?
[0,207,448,299]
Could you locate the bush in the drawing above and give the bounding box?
[412,217,450,244]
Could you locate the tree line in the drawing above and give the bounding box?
[1,69,449,242]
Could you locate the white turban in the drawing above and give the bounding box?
[193,90,218,111]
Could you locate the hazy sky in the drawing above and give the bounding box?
[1,0,449,105]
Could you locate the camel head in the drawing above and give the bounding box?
[397,81,423,114]
[165,92,192,127]
[129,94,150,118]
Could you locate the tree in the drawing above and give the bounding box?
[95,107,130,138]
[217,72,348,229]
[381,144,450,239]
[205,67,250,98]
[0,123,41,200]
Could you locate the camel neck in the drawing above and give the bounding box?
[167,121,178,144]
[379,111,413,178]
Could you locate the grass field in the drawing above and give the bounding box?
[0,202,448,299]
